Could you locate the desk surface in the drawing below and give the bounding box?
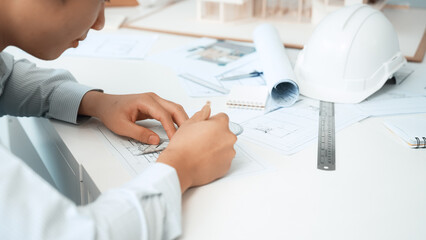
[7,28,426,239]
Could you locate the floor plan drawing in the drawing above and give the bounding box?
[97,124,168,174]
[236,98,367,155]
[96,123,270,179]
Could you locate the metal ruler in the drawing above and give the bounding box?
[317,101,336,171]
[179,73,230,94]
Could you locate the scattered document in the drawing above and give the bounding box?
[149,38,256,73]
[358,71,426,116]
[148,37,301,99]
[221,59,426,155]
[148,38,259,97]
[64,31,158,59]
[223,141,271,180]
[358,95,426,116]
[384,116,426,148]
[96,123,269,179]
[227,87,426,155]
[228,98,368,155]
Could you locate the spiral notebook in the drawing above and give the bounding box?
[384,116,426,148]
[226,85,269,110]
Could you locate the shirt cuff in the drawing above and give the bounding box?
[46,81,101,124]
[124,163,182,239]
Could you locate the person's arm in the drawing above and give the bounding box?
[0,52,187,145]
[0,51,190,145]
[0,52,98,123]
[0,104,237,240]
[0,51,237,238]
[0,143,182,240]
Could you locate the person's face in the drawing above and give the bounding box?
[13,0,106,60]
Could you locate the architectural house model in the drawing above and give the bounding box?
[197,0,254,22]
[196,0,386,24]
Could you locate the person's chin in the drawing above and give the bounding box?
[33,48,67,61]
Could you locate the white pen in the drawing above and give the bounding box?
[220,71,263,81]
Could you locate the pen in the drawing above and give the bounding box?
[219,71,263,81]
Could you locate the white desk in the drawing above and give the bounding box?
[7,29,426,239]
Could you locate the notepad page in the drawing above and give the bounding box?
[384,116,426,148]
[226,85,269,110]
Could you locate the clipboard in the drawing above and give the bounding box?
[106,0,139,7]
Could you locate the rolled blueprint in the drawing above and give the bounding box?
[253,24,299,107]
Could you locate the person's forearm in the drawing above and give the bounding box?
[1,145,182,240]
[0,52,95,123]
[157,149,192,193]
[78,90,105,118]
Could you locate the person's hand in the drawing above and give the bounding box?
[157,102,237,193]
[78,91,188,144]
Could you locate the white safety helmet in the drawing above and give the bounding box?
[294,4,406,103]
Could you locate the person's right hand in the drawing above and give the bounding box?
[157,102,237,193]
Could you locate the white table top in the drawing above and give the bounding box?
[7,27,426,239]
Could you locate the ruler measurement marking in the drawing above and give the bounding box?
[318,101,336,171]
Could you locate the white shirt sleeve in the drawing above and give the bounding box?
[0,51,99,124]
[0,144,182,240]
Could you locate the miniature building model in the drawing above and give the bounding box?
[255,0,313,22]
[197,0,383,24]
[197,0,254,22]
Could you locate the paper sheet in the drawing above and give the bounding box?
[228,98,368,155]
[358,95,426,116]
[148,36,302,98]
[252,24,299,108]
[227,71,426,155]
[358,66,426,116]
[148,38,260,97]
[96,122,269,179]
[64,31,158,59]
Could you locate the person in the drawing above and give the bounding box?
[0,0,237,239]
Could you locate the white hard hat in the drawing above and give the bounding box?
[294,4,406,103]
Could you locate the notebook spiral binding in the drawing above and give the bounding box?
[414,137,426,148]
[226,100,266,110]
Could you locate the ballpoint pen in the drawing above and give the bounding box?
[219,70,263,81]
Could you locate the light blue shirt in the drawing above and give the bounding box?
[0,52,182,240]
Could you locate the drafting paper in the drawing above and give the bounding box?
[228,98,367,155]
[64,31,158,59]
[253,24,299,107]
[96,122,269,179]
[227,87,426,155]
[148,37,302,99]
[148,38,263,97]
[148,38,259,97]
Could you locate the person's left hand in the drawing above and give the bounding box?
[78,91,189,144]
